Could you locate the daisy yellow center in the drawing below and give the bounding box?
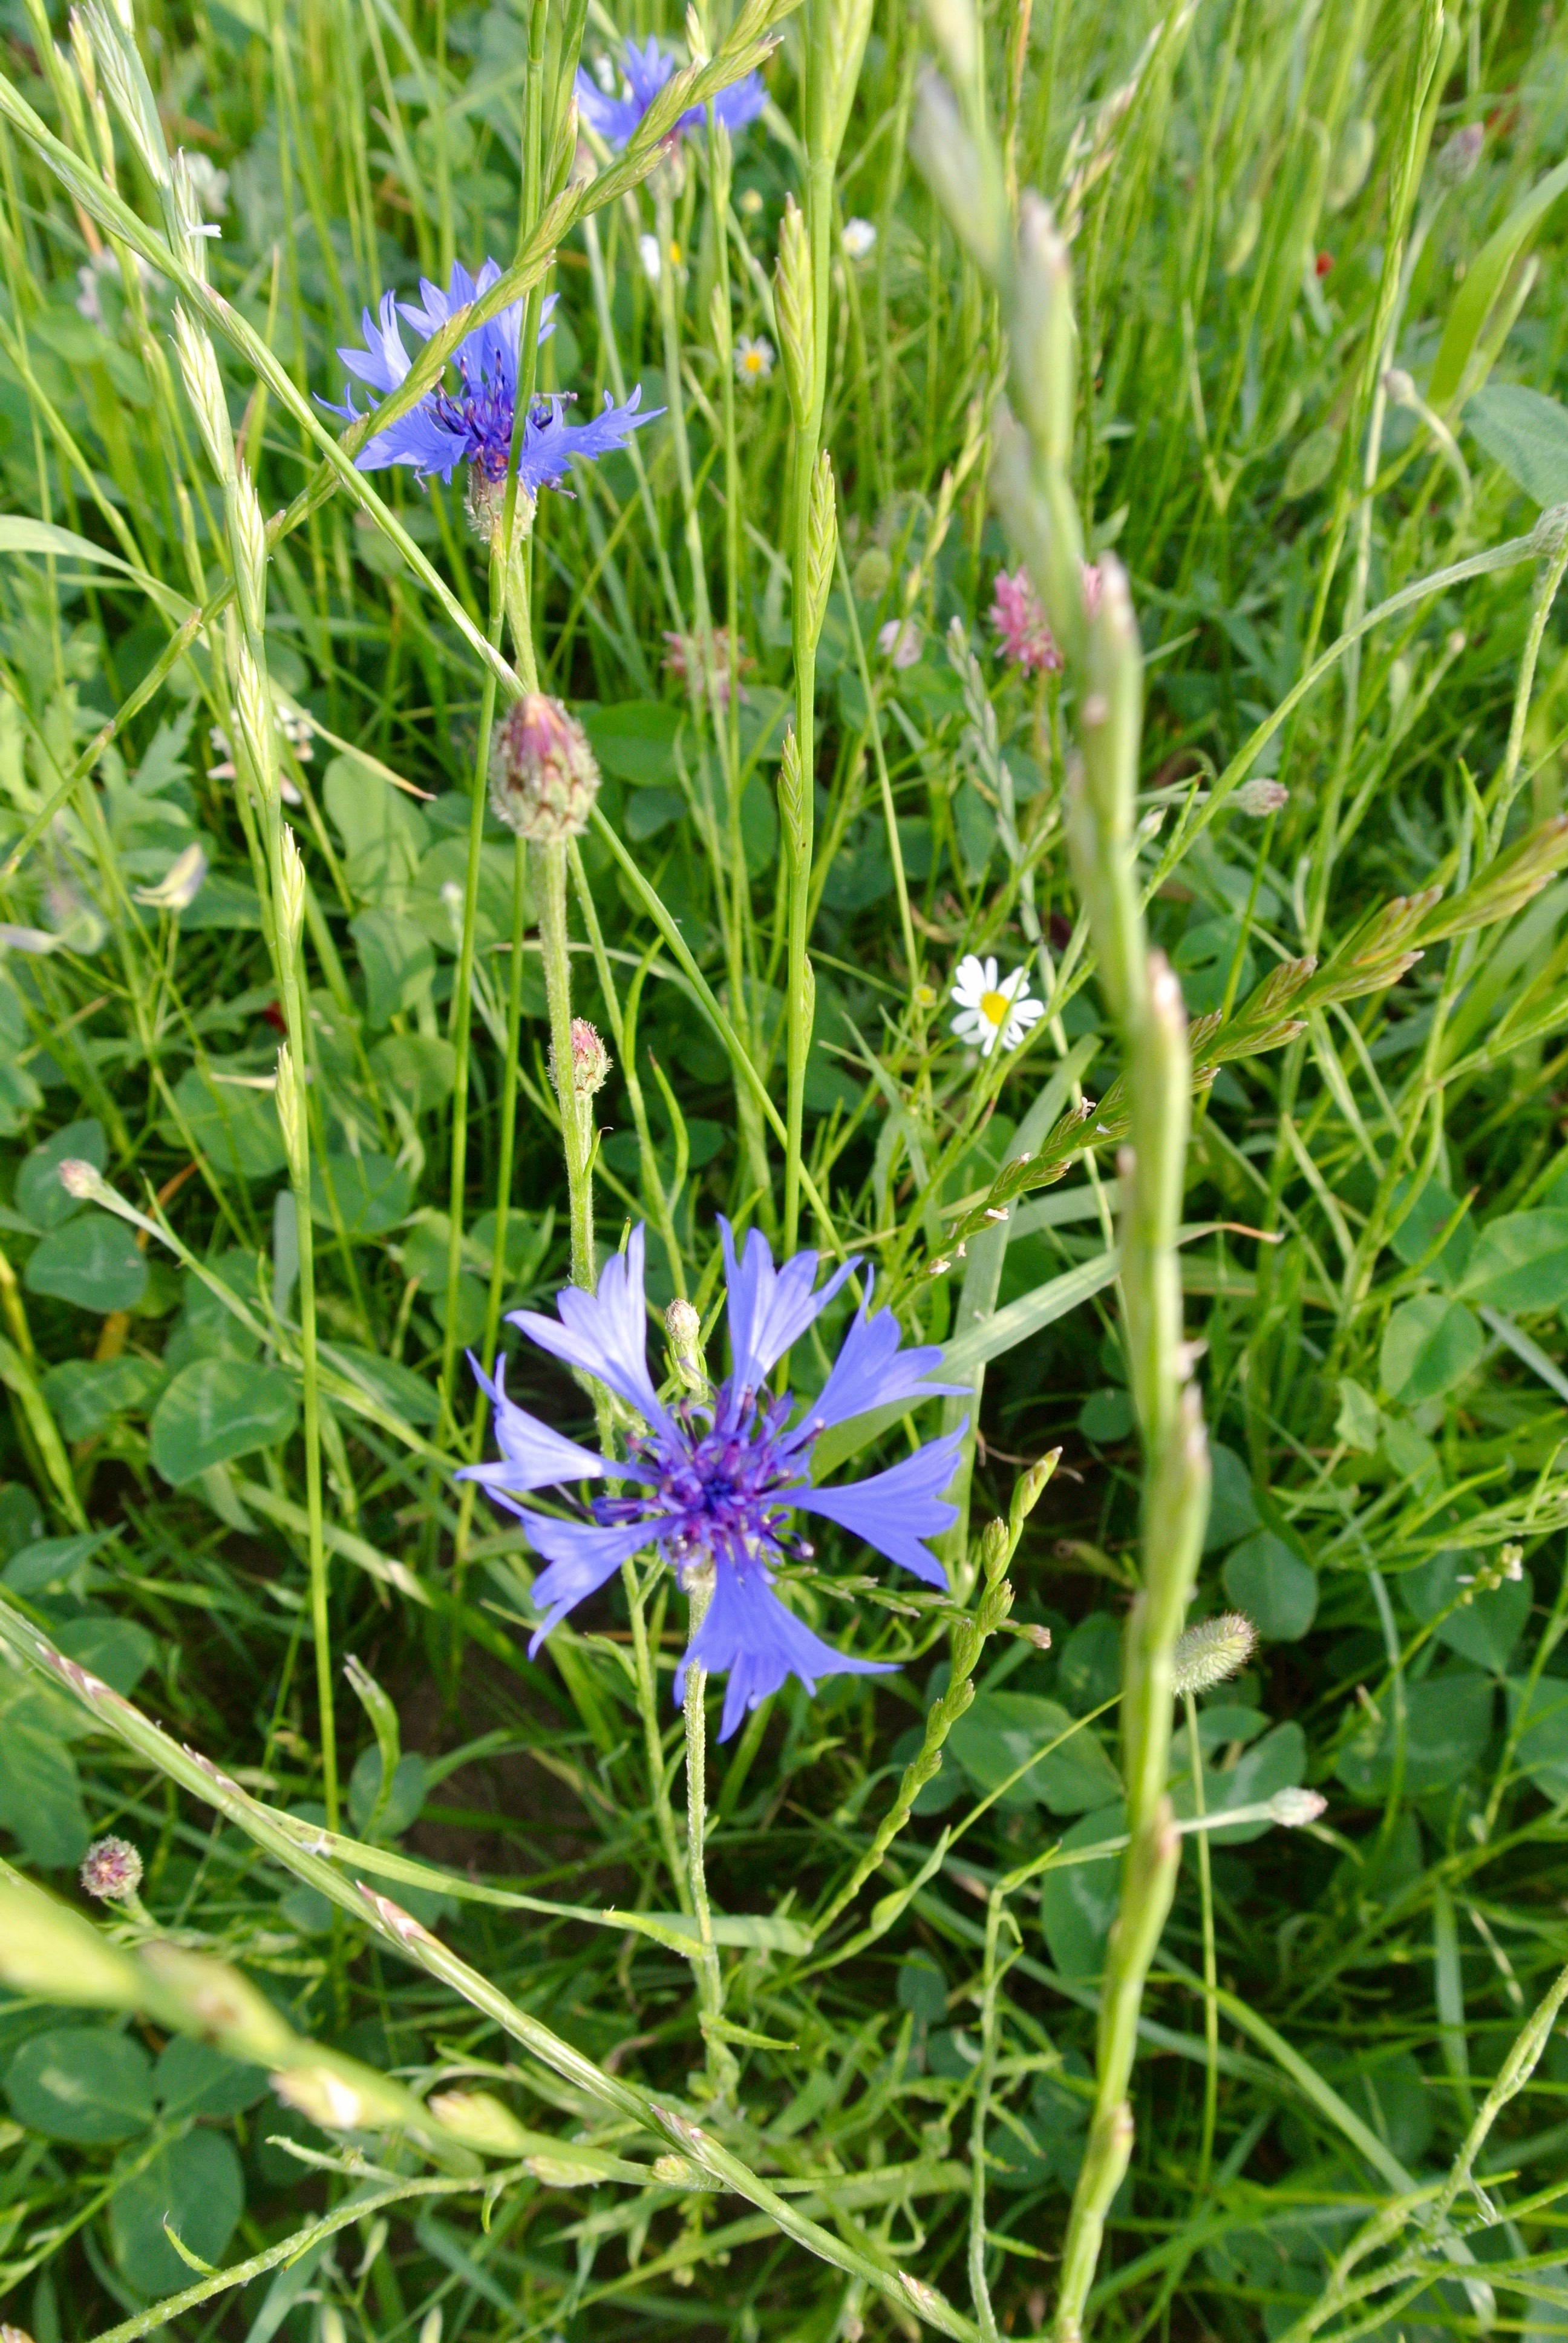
[743,351,764,373]
[979,988,1011,1026]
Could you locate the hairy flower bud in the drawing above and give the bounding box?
[1235,777,1289,816]
[489,694,600,841]
[1172,1611,1257,1697]
[79,1835,143,1902]
[57,1157,109,1204]
[549,1017,610,1100]
[665,1296,707,1392]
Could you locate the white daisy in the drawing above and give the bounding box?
[949,954,1045,1056]
[638,231,662,283]
[842,216,877,260]
[734,333,774,386]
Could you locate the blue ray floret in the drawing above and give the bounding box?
[460,1224,967,1740]
[322,257,659,488]
[575,37,768,152]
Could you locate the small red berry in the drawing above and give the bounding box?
[1315,251,1333,278]
[262,1001,287,1034]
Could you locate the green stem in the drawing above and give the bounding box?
[682,1563,737,2098]
[534,839,595,1299]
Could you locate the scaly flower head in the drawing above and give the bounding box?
[575,37,767,152]
[324,258,659,506]
[950,954,1045,1056]
[460,1223,967,1738]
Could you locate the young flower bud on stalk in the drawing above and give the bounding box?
[489,695,600,841]
[1010,1447,1060,1538]
[1171,1611,1258,1697]
[1269,1787,1327,1828]
[664,1296,707,1393]
[803,450,837,649]
[57,1156,110,1205]
[79,1833,143,1902]
[979,1516,1009,1585]
[1235,777,1289,816]
[774,196,814,428]
[549,1017,610,1101]
[172,306,234,480]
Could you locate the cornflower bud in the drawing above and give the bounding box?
[489,694,600,842]
[550,1017,610,1100]
[80,1835,143,1901]
[1172,1611,1257,1697]
[665,1296,707,1394]
[774,196,814,428]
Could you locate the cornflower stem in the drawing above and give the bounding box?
[534,839,595,1298]
[623,1559,690,1910]
[681,1563,737,2097]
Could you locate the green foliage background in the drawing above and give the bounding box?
[1,0,1568,2337]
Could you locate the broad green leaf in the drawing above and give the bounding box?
[40,1354,164,1438]
[1430,159,1568,405]
[1456,1211,1568,1311]
[1202,1442,1260,1552]
[350,907,436,1028]
[5,2027,154,2141]
[1282,425,1339,500]
[0,1691,89,1864]
[1039,1801,1126,1980]
[15,1116,104,1230]
[154,2035,268,2122]
[53,1614,158,1694]
[1057,1614,1122,1712]
[325,752,430,892]
[1335,1671,1493,1801]
[1223,1532,1318,1642]
[1388,1175,1473,1283]
[580,699,682,784]
[310,1150,414,1237]
[24,1211,148,1312]
[1078,1387,1133,1442]
[1465,384,1568,507]
[111,2128,244,2295]
[949,1693,1122,1815]
[406,838,520,952]
[1380,1294,1485,1401]
[1334,1378,1381,1452]
[348,1748,427,1838]
[3,1530,113,1596]
[1506,1675,1568,1801]
[172,1064,287,1181]
[369,1032,456,1111]
[150,1358,299,1485]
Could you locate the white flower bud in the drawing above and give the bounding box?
[1235,778,1289,816]
[57,1157,109,1203]
[1269,1787,1327,1828]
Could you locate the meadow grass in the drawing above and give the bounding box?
[2,0,1568,2338]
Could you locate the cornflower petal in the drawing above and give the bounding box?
[516,1511,674,1651]
[338,290,412,394]
[509,1224,670,1428]
[521,387,657,494]
[795,1430,966,1589]
[798,1283,967,1434]
[453,1354,637,1497]
[719,1217,857,1392]
[675,1562,894,1740]
[575,36,766,153]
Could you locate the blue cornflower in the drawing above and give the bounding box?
[575,38,768,152]
[323,257,658,502]
[461,1222,966,1739]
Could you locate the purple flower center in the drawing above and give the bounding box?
[433,364,553,481]
[593,1387,815,1575]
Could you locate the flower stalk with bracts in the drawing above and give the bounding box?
[576,37,767,152]
[323,258,659,532]
[461,1224,967,1739]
